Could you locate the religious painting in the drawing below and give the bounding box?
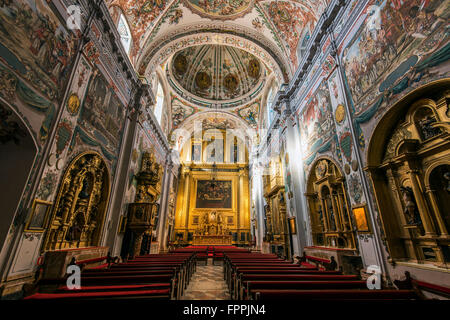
[113,0,167,56]
[353,205,370,233]
[196,180,232,209]
[171,96,198,129]
[342,0,449,113]
[78,72,126,152]
[191,143,201,162]
[0,1,77,101]
[25,199,52,232]
[263,1,320,67]
[236,101,259,128]
[183,0,254,20]
[298,80,337,166]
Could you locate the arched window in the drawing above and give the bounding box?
[154,82,165,124]
[117,14,132,54]
[266,86,277,127]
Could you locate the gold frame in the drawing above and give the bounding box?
[352,204,370,233]
[195,179,233,210]
[25,199,53,232]
[118,215,127,234]
[288,216,297,235]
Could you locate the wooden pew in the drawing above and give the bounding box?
[24,288,171,300]
[253,289,420,300]
[234,271,346,300]
[244,280,367,300]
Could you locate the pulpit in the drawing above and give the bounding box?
[122,151,163,258]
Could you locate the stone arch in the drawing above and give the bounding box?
[136,29,291,83]
[0,100,39,254]
[366,79,450,265]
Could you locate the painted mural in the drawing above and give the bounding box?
[298,80,338,167]
[171,95,199,129]
[109,0,168,56]
[235,100,259,128]
[0,1,77,102]
[262,1,318,67]
[342,0,450,147]
[182,0,253,20]
[76,71,126,159]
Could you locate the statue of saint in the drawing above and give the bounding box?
[400,186,421,225]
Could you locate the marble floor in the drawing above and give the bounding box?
[181,260,231,300]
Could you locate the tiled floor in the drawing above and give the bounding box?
[181,260,231,300]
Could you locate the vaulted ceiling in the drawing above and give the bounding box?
[168,45,265,107]
[107,0,331,144]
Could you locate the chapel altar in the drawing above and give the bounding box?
[192,211,232,245]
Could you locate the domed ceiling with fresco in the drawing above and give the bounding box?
[106,0,330,136]
[168,45,265,107]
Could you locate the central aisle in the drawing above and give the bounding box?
[181,260,231,300]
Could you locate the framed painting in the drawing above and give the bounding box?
[25,199,53,232]
[227,216,234,225]
[353,205,370,233]
[288,217,297,235]
[196,180,232,208]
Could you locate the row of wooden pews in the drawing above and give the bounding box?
[170,245,250,265]
[23,252,196,300]
[225,252,422,301]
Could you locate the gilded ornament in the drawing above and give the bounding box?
[67,93,81,115]
[335,104,346,124]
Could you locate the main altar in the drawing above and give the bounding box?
[192,211,232,245]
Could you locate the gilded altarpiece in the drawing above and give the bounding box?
[174,163,250,245]
[42,153,110,251]
[367,90,450,266]
[263,156,290,258]
[305,158,356,250]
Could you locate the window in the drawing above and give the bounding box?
[154,82,164,124]
[117,14,131,54]
[266,87,276,127]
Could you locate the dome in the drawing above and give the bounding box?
[168,45,265,107]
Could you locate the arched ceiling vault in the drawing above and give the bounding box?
[107,0,331,143]
[107,0,330,78]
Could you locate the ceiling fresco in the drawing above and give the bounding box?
[182,0,255,20]
[108,0,173,58]
[107,0,330,139]
[168,45,265,104]
[234,99,260,128]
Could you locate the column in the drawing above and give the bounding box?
[425,185,448,236]
[407,168,436,236]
